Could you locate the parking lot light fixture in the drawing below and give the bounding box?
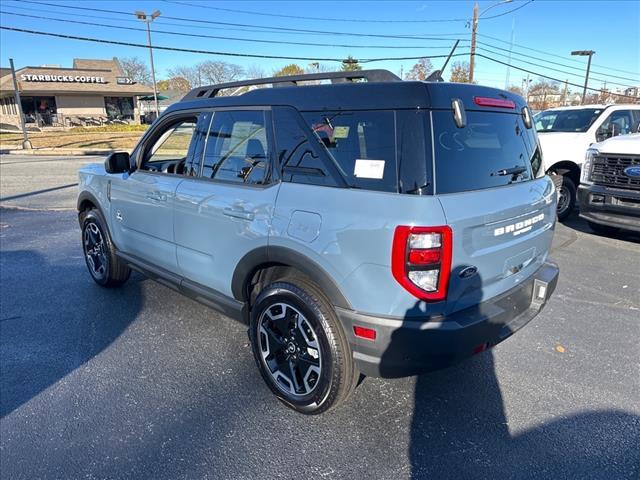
[135,10,161,118]
[571,50,595,105]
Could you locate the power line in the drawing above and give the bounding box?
[0,9,460,50]
[477,45,637,89]
[0,25,464,63]
[476,40,639,83]
[14,0,636,82]
[475,53,639,99]
[2,22,637,100]
[12,0,469,41]
[165,0,533,23]
[479,0,535,20]
[476,32,640,77]
[164,0,471,23]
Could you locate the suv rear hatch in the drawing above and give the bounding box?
[428,92,556,315]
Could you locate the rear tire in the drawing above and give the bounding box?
[587,221,620,236]
[80,208,130,287]
[551,174,576,221]
[249,279,359,414]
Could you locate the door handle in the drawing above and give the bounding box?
[146,191,166,202]
[223,207,255,221]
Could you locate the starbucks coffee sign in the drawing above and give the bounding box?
[20,74,107,84]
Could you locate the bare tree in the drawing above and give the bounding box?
[449,61,473,83]
[167,61,244,88]
[245,64,267,79]
[198,60,244,85]
[528,79,561,110]
[167,65,200,88]
[405,58,433,81]
[118,57,151,84]
[507,85,524,96]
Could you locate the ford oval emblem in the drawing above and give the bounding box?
[459,266,478,279]
[623,166,640,178]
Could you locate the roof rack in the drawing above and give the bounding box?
[182,69,401,101]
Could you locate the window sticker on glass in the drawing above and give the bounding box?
[333,126,350,138]
[354,159,385,179]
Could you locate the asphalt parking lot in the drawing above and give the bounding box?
[1,154,639,479]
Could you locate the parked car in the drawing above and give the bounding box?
[535,104,640,220]
[579,133,640,234]
[78,70,559,414]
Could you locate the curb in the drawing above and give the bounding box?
[1,148,114,156]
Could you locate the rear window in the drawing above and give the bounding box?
[432,110,537,194]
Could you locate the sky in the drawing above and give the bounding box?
[1,0,639,93]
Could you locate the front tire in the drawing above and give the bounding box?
[551,174,576,221]
[80,208,130,287]
[249,279,358,414]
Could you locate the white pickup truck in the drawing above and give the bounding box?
[535,104,640,220]
[578,133,640,234]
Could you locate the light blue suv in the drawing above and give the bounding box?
[78,70,559,414]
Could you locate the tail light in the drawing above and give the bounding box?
[391,226,453,302]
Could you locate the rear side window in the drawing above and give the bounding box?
[302,110,398,192]
[202,110,270,184]
[433,111,535,194]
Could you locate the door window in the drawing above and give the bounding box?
[142,117,197,172]
[202,110,270,184]
[598,110,634,139]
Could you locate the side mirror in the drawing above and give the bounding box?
[104,152,131,174]
[595,127,609,143]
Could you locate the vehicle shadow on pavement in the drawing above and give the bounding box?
[0,248,142,418]
[381,277,639,479]
[562,214,640,244]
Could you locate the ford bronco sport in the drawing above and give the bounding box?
[78,70,559,414]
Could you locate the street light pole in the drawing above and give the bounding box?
[136,10,161,118]
[571,50,595,105]
[9,58,32,149]
[469,0,512,84]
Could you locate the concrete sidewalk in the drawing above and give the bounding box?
[1,147,116,156]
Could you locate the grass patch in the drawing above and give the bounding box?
[69,124,149,133]
[0,130,145,150]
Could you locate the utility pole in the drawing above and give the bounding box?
[9,58,32,150]
[562,79,569,106]
[469,3,479,84]
[571,50,595,105]
[468,0,513,84]
[136,10,161,118]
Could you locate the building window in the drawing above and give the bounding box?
[20,96,57,125]
[104,96,134,120]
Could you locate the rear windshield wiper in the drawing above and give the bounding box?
[491,166,527,177]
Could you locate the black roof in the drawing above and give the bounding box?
[167,70,526,114]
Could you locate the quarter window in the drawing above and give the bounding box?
[202,110,270,184]
[301,110,398,192]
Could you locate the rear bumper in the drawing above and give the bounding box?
[578,184,640,233]
[337,261,559,378]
